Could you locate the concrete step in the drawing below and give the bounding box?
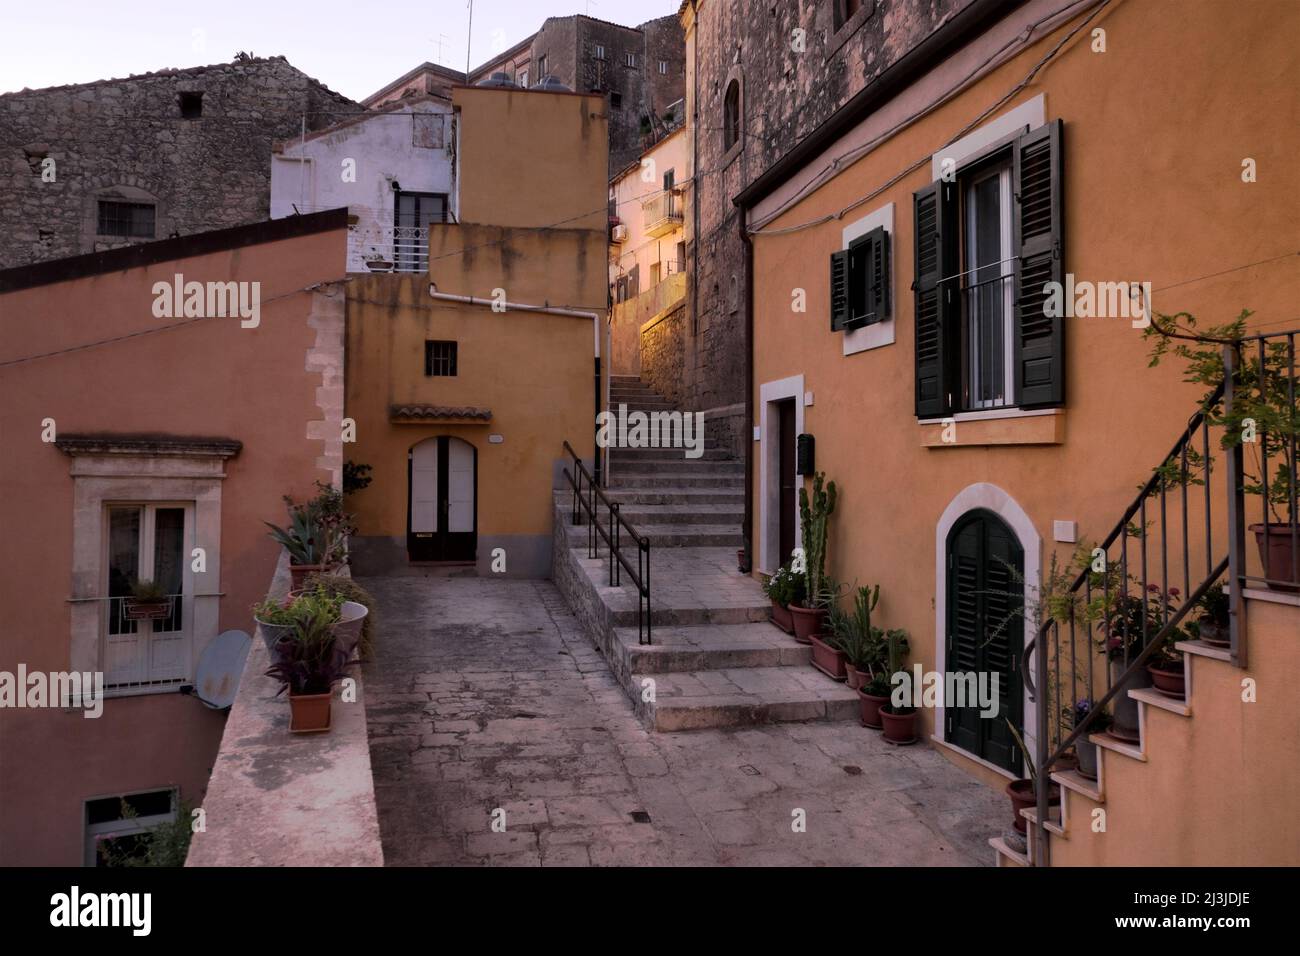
[606,459,743,475]
[612,622,809,674]
[601,503,744,526]
[564,521,742,548]
[607,472,744,489]
[632,666,860,731]
[607,449,735,463]
[603,487,744,505]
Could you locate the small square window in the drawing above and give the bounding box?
[97,200,155,238]
[594,45,606,60]
[425,340,458,377]
[624,52,636,68]
[658,60,668,75]
[179,91,203,119]
[610,91,622,109]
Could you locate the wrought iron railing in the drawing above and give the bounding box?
[562,440,652,644]
[959,271,1017,411]
[347,225,431,273]
[1023,328,1298,865]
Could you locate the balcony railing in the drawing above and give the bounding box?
[347,225,430,274]
[642,192,683,238]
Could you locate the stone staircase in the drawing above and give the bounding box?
[552,374,858,731]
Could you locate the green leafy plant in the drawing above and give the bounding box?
[797,472,837,608]
[1147,310,1299,523]
[761,562,805,608]
[343,460,373,494]
[265,484,353,567]
[98,800,195,868]
[1196,580,1230,626]
[264,601,350,696]
[1067,697,1112,738]
[831,584,879,670]
[879,627,912,714]
[1006,719,1039,789]
[301,573,377,658]
[128,578,169,601]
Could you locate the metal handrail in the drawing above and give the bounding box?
[562,440,652,644]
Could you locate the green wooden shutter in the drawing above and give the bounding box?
[946,519,984,756]
[868,227,890,324]
[913,180,954,417]
[830,249,849,331]
[1013,119,1065,408]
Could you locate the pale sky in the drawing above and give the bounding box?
[0,0,682,100]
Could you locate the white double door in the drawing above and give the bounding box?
[410,437,476,561]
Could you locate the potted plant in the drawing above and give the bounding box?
[124,578,171,621]
[1147,631,1186,698]
[300,574,374,661]
[809,627,848,681]
[264,600,352,734]
[1194,580,1231,647]
[1095,585,1182,741]
[1148,311,1300,590]
[762,562,803,635]
[878,629,918,745]
[253,596,298,655]
[789,472,837,643]
[833,584,879,690]
[265,483,353,589]
[1004,721,1062,837]
[1068,698,1112,781]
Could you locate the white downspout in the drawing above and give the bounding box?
[428,285,605,484]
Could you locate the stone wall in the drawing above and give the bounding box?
[0,56,358,268]
[639,302,688,411]
[639,0,969,459]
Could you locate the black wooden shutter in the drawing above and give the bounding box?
[946,519,984,756]
[913,181,955,417]
[1013,119,1065,408]
[869,228,889,324]
[830,249,849,331]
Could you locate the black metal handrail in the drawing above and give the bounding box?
[562,440,652,645]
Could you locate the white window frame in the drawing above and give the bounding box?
[961,161,1015,410]
[624,52,636,68]
[83,787,178,867]
[101,502,195,693]
[658,60,668,75]
[595,45,606,60]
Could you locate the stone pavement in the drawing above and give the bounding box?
[361,575,1004,866]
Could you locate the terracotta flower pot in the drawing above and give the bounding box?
[809,634,847,680]
[1251,523,1300,592]
[289,563,328,591]
[124,598,171,621]
[770,599,794,635]
[788,603,826,645]
[1005,779,1062,834]
[879,705,918,745]
[1147,661,1186,698]
[288,690,332,733]
[857,688,888,729]
[844,663,868,691]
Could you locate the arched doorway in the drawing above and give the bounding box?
[407,437,477,562]
[945,508,1024,774]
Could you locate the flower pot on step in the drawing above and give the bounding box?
[789,603,826,645]
[809,634,847,680]
[288,690,332,733]
[770,599,794,635]
[1250,523,1300,592]
[1076,737,1100,780]
[1147,660,1186,699]
[845,664,868,691]
[330,601,369,661]
[879,704,918,745]
[1005,779,1062,834]
[1197,616,1230,647]
[1109,658,1151,742]
[858,688,888,729]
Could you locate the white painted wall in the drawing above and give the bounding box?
[270,101,457,272]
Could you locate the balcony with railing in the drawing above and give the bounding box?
[347,225,431,274]
[641,191,683,239]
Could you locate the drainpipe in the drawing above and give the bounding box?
[738,209,754,576]
[428,285,603,484]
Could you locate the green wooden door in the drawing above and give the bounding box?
[945,509,1024,774]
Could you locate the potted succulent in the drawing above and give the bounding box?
[833,584,879,690]
[265,484,354,590]
[124,578,171,621]
[789,472,837,643]
[762,562,804,635]
[808,629,848,681]
[264,599,353,734]
[1005,721,1062,837]
[1147,311,1300,590]
[302,573,377,660]
[878,629,918,744]
[1194,580,1231,647]
[1068,698,1112,781]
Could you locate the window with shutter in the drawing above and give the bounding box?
[1013,119,1065,408]
[831,226,891,334]
[912,180,955,417]
[829,249,849,331]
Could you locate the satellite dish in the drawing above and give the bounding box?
[195,629,252,710]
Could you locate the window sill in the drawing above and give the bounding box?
[919,408,1064,447]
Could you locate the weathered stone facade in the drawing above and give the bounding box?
[0,56,358,268]
[668,0,971,459]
